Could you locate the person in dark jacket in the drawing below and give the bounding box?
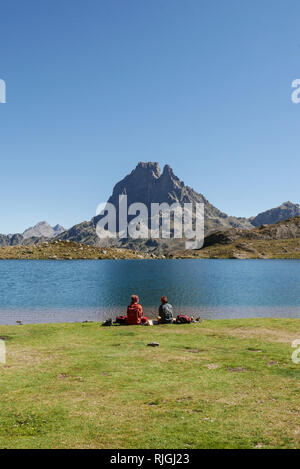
[158,296,174,324]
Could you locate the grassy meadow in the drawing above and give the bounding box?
[0,319,300,449]
[178,237,300,259]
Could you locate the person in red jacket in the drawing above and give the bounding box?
[126,294,143,325]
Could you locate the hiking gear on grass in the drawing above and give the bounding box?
[115,315,127,325]
[102,318,113,326]
[176,314,192,324]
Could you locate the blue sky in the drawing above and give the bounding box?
[0,0,300,233]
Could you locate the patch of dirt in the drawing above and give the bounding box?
[205,363,219,370]
[10,347,50,367]
[184,347,205,353]
[227,366,248,372]
[221,327,300,344]
[176,396,192,402]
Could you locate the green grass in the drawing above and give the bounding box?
[179,237,300,259]
[1,319,300,448]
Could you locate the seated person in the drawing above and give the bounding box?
[158,296,174,324]
[126,294,143,325]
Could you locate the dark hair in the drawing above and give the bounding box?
[161,296,168,304]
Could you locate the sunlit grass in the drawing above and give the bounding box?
[0,319,300,448]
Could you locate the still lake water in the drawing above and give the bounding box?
[0,259,299,324]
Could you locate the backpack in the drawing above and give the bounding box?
[115,315,127,325]
[102,318,113,326]
[176,314,192,324]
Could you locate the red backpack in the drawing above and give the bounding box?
[115,315,127,325]
[176,314,192,324]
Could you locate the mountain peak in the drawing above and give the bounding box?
[250,201,300,227]
[280,201,299,208]
[101,162,253,237]
[53,224,65,233]
[23,221,65,240]
[162,164,174,176]
[135,161,161,178]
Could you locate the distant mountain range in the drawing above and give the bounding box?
[249,201,300,227]
[23,221,65,240]
[0,222,65,247]
[0,162,299,252]
[57,162,299,252]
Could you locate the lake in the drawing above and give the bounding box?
[0,259,299,324]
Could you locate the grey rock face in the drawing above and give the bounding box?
[0,222,65,247]
[53,224,65,235]
[59,221,98,245]
[98,161,252,235]
[250,202,300,227]
[23,221,65,239]
[204,216,300,247]
[59,162,256,252]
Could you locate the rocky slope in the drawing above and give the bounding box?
[250,201,300,227]
[0,240,153,260]
[173,216,300,259]
[204,216,300,247]
[0,234,49,247]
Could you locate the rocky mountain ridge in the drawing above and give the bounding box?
[23,221,65,240]
[58,162,253,251]
[0,163,299,253]
[250,201,300,227]
[0,222,64,247]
